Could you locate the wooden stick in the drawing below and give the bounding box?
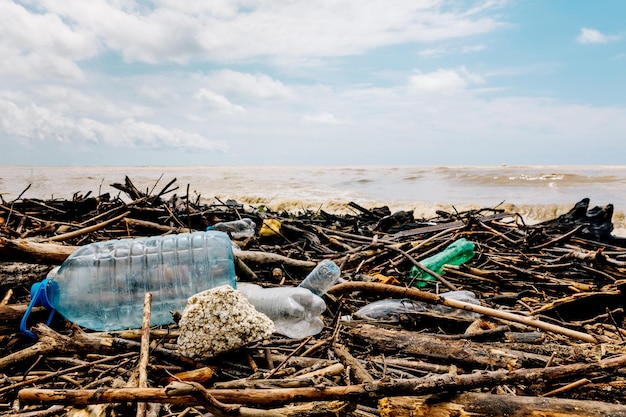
[48,210,131,242]
[18,383,366,407]
[136,292,152,417]
[0,352,136,396]
[296,363,346,380]
[2,404,65,417]
[123,218,192,234]
[236,251,317,269]
[1,288,13,306]
[212,378,316,390]
[333,344,374,383]
[18,352,626,407]
[328,282,598,344]
[542,377,591,397]
[371,357,450,374]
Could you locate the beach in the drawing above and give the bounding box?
[3,164,626,414]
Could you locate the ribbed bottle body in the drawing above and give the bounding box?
[48,231,236,331]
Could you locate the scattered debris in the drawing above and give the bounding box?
[2,176,626,416]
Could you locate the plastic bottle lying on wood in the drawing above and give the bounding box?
[20,231,236,337]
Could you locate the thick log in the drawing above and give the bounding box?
[348,324,550,370]
[0,262,51,295]
[0,238,77,264]
[0,238,315,271]
[378,392,626,417]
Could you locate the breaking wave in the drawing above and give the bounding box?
[2,165,626,237]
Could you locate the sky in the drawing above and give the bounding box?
[0,0,625,166]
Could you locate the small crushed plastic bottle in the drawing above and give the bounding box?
[238,283,326,339]
[209,218,256,239]
[298,259,341,296]
[351,290,481,322]
[20,231,236,338]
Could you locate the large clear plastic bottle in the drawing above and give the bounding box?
[22,231,236,335]
[237,283,326,339]
[298,259,341,296]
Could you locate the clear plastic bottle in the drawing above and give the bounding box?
[237,283,326,339]
[298,259,341,296]
[21,231,236,337]
[209,218,256,239]
[351,290,481,322]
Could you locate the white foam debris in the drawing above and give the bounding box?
[177,285,274,358]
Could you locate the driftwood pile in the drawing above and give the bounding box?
[2,177,626,416]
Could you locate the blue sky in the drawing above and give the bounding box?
[1,0,624,166]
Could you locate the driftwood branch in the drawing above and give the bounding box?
[18,352,626,407]
[328,282,598,344]
[48,210,131,242]
[379,392,626,417]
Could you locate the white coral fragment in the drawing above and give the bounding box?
[177,285,274,358]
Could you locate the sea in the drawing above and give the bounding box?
[1,165,625,236]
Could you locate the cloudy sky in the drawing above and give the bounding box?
[1,0,625,166]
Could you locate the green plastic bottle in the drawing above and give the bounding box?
[409,238,475,287]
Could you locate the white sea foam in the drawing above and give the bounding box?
[1,165,625,236]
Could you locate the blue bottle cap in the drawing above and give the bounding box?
[20,278,58,339]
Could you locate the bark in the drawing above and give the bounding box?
[348,324,550,370]
[378,392,626,417]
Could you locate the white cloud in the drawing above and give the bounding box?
[0,1,98,59]
[408,67,485,93]
[0,45,84,80]
[117,119,228,150]
[204,70,293,100]
[19,1,505,65]
[576,28,620,44]
[462,44,487,53]
[302,112,346,125]
[194,89,245,114]
[418,47,447,58]
[0,2,97,79]
[419,44,485,58]
[0,95,227,151]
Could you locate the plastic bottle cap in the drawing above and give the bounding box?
[20,278,57,339]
